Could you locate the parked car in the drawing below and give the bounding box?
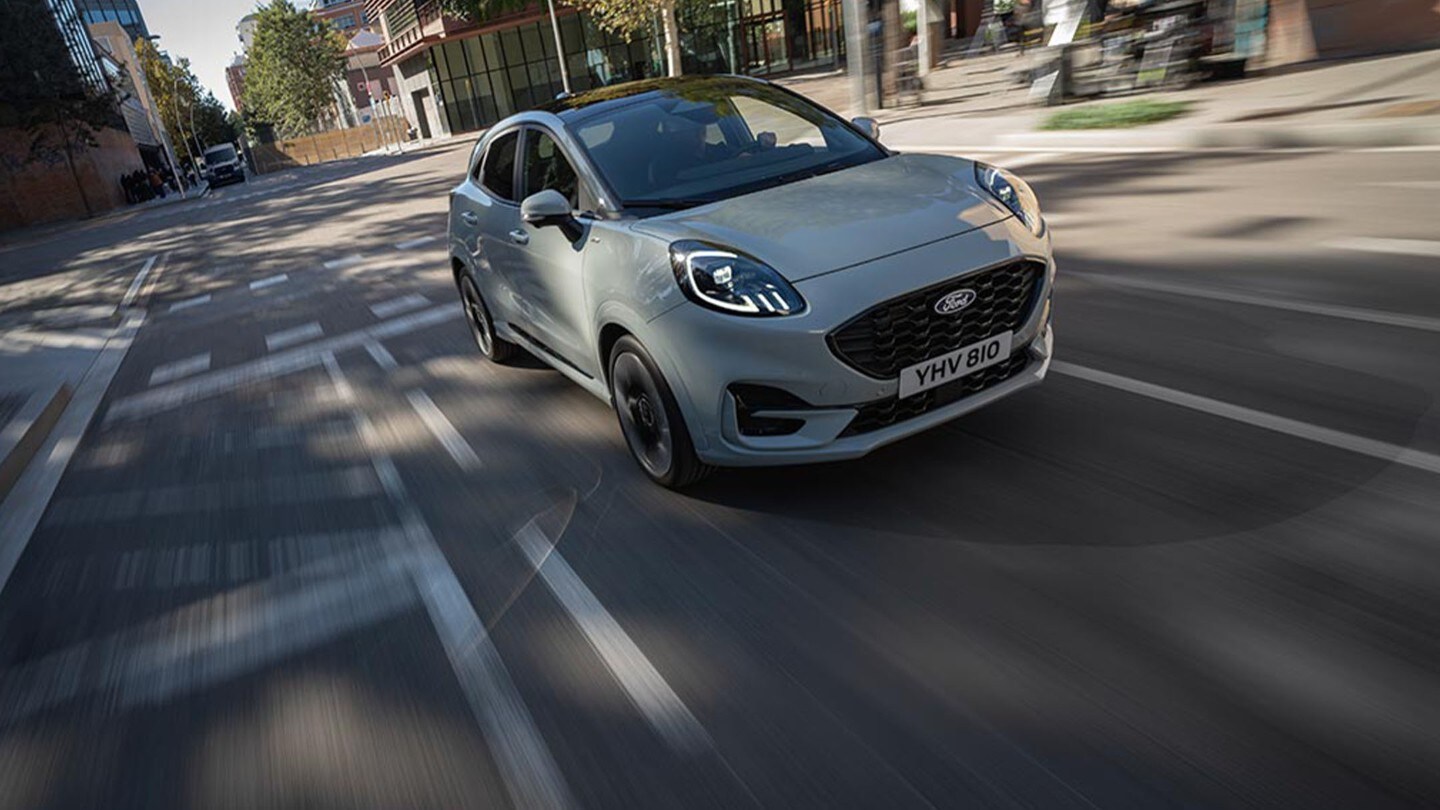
[448,76,1054,487]
[202,143,246,187]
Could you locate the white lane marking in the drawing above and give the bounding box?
[322,357,576,809]
[248,273,289,290]
[167,293,211,313]
[120,254,158,308]
[324,254,366,270]
[395,235,439,250]
[1354,145,1440,153]
[1367,181,1440,190]
[405,390,481,470]
[265,321,325,352]
[899,144,1180,154]
[1325,237,1440,259]
[106,304,458,422]
[364,339,398,370]
[1073,273,1440,333]
[45,466,383,526]
[514,519,710,753]
[370,293,430,319]
[107,528,399,590]
[149,352,211,386]
[0,543,419,723]
[1052,361,1440,476]
[0,311,144,597]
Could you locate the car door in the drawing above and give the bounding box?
[513,126,597,378]
[453,128,526,327]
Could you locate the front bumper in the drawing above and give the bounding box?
[648,218,1055,467]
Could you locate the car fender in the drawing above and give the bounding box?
[592,300,710,454]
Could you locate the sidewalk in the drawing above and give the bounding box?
[778,48,1440,150]
[0,180,209,252]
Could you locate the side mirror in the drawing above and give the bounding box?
[851,116,881,141]
[520,189,572,226]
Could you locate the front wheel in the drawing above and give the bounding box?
[459,275,517,363]
[608,336,713,489]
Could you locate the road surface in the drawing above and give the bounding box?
[0,140,1438,809]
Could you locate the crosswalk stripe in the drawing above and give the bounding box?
[149,352,211,386]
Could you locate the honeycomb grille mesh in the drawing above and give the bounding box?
[828,260,1043,379]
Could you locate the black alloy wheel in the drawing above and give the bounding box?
[460,275,516,363]
[608,336,712,488]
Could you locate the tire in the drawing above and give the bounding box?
[608,336,713,489]
[459,275,518,363]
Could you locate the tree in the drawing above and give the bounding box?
[441,0,688,78]
[0,0,123,215]
[243,0,346,138]
[135,38,227,168]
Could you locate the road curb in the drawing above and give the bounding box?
[0,384,73,506]
[0,310,144,597]
[996,118,1440,150]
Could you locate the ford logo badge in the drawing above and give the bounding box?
[934,289,977,315]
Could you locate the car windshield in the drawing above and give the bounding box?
[569,81,885,211]
[205,146,236,163]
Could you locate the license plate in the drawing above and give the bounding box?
[897,331,1012,399]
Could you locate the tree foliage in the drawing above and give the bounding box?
[0,0,122,212]
[134,38,235,164]
[242,0,346,138]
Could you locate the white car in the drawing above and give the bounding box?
[449,77,1054,487]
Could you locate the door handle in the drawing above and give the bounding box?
[508,229,530,245]
[460,211,478,227]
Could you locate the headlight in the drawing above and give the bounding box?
[670,241,806,317]
[974,162,1043,236]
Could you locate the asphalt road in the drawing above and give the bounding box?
[0,140,1438,809]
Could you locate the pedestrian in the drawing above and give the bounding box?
[149,168,165,199]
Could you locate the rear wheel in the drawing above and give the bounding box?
[460,275,517,363]
[609,336,713,489]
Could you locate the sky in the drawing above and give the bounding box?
[140,0,265,110]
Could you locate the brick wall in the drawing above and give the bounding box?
[1266,0,1440,67]
[0,126,145,231]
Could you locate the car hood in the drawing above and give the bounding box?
[631,153,1009,282]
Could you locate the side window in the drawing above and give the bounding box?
[480,130,519,202]
[522,130,579,210]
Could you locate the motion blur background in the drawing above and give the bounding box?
[2,0,1440,807]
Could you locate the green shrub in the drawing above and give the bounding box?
[1043,100,1190,130]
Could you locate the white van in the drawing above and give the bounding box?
[202,143,246,187]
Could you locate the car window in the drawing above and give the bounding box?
[731,96,825,148]
[570,80,884,209]
[522,129,579,209]
[480,130,519,202]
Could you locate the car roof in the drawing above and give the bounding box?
[537,75,769,122]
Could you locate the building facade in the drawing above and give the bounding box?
[226,58,247,112]
[73,0,148,41]
[313,0,370,34]
[0,0,145,229]
[365,0,843,139]
[343,30,401,120]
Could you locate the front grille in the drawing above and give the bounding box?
[828,260,1043,379]
[840,351,1032,437]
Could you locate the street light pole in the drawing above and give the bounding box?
[170,71,198,192]
[545,0,572,94]
[843,0,869,115]
[357,60,389,153]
